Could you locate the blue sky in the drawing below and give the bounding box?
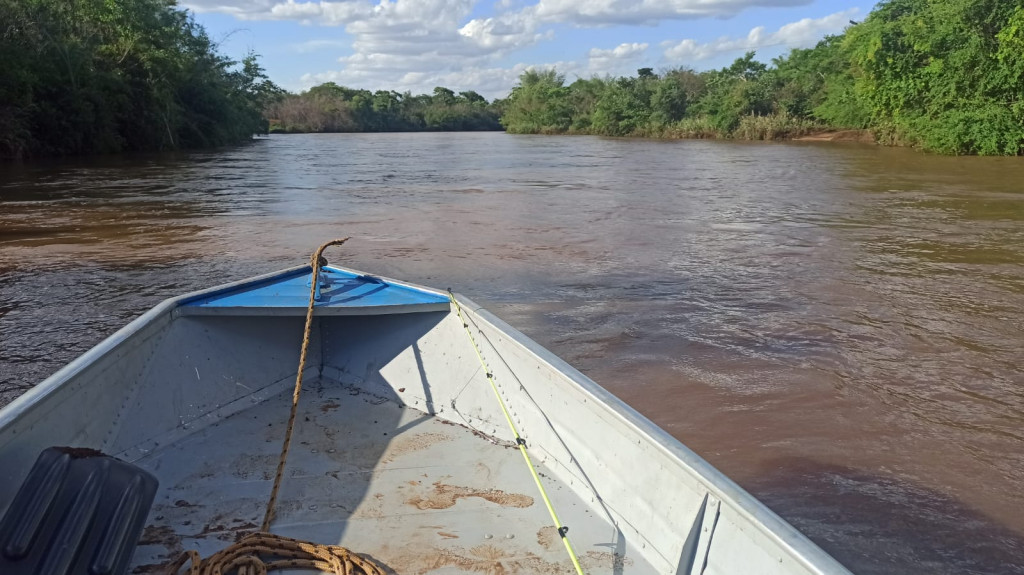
[184,0,877,99]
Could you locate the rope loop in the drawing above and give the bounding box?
[310,238,350,270]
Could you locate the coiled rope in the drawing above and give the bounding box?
[168,239,387,575]
[166,532,385,575]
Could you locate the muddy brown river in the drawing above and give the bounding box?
[1,133,1022,574]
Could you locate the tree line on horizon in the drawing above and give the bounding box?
[3,0,1023,158]
[265,85,502,133]
[500,0,1024,155]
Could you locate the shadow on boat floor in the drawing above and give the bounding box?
[130,376,651,574]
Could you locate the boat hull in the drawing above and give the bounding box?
[0,266,853,575]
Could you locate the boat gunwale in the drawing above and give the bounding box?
[455,294,854,575]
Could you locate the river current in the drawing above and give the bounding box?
[1,133,1023,574]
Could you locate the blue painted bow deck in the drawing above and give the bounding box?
[178,267,451,316]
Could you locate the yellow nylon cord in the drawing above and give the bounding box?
[448,291,586,575]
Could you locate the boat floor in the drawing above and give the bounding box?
[130,376,652,574]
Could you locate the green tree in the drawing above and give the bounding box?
[458,90,487,105]
[650,76,688,126]
[500,69,573,133]
[591,76,654,136]
[0,0,280,158]
[432,87,457,106]
[844,0,1024,154]
[691,52,774,133]
[266,83,499,133]
[566,77,608,132]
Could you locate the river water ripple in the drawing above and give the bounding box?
[1,133,1023,574]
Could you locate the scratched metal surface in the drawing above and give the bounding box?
[131,376,646,575]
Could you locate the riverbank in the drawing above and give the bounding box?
[554,123,878,144]
[654,116,877,144]
[265,118,876,146]
[794,130,876,143]
[498,0,1024,157]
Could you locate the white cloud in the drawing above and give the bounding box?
[182,0,276,17]
[587,42,648,61]
[263,0,552,97]
[586,42,649,75]
[664,8,857,62]
[181,0,856,99]
[302,62,543,98]
[774,9,857,46]
[458,12,552,52]
[300,39,645,98]
[272,1,375,24]
[530,0,812,26]
[184,0,815,26]
[290,38,352,53]
[184,0,375,24]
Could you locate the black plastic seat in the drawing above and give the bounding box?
[0,446,159,575]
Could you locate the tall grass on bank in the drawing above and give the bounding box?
[654,114,822,141]
[660,117,720,139]
[732,113,823,140]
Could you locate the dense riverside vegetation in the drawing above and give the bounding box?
[4,0,1022,157]
[502,0,1024,155]
[0,0,282,159]
[266,85,502,133]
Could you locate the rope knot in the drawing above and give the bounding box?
[310,238,350,270]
